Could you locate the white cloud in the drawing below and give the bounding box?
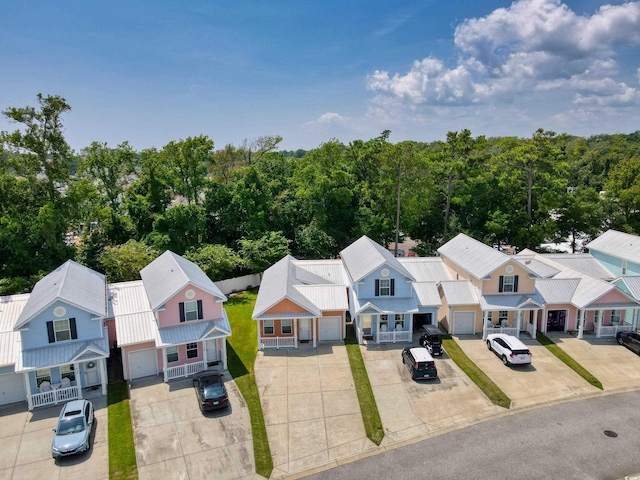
[303,112,348,128]
[367,0,640,110]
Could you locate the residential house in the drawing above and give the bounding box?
[585,229,640,277]
[109,251,231,382]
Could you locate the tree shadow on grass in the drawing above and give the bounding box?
[227,342,249,378]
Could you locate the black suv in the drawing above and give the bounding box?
[419,325,443,356]
[617,331,640,354]
[401,347,438,380]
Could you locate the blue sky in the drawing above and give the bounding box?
[1,1,639,152]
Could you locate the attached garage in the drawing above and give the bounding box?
[0,373,26,406]
[318,316,342,341]
[128,348,158,380]
[453,311,475,335]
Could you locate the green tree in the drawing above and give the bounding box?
[555,187,605,252]
[295,220,337,259]
[603,156,640,233]
[162,135,213,204]
[99,239,159,282]
[183,244,243,281]
[147,204,207,254]
[238,231,291,273]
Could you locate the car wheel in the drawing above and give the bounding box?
[502,355,510,366]
[487,340,492,351]
[617,336,625,345]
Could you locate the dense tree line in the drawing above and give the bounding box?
[2,94,640,293]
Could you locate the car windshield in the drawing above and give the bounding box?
[57,416,85,435]
[428,337,442,344]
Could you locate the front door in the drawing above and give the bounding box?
[84,361,100,387]
[547,310,566,332]
[299,318,311,341]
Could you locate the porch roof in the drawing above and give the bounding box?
[16,334,109,372]
[356,297,420,314]
[480,293,544,310]
[535,278,580,304]
[156,315,231,347]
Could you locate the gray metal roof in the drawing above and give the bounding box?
[539,253,614,280]
[412,283,442,307]
[586,229,640,263]
[156,315,231,347]
[616,276,640,300]
[398,257,452,282]
[0,294,28,366]
[340,235,415,283]
[16,334,109,372]
[15,260,107,329]
[439,281,479,305]
[480,294,544,310]
[534,278,580,304]
[437,234,509,279]
[356,297,420,314]
[140,251,227,311]
[294,260,348,285]
[108,281,158,346]
[293,285,349,311]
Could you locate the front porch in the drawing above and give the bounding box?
[161,336,227,382]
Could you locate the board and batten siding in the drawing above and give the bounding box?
[20,301,105,350]
[156,285,224,328]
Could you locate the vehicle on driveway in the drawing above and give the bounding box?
[419,325,444,356]
[193,372,229,412]
[51,399,94,459]
[617,331,640,354]
[402,346,438,380]
[486,333,532,366]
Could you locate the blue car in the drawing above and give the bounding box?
[52,399,94,459]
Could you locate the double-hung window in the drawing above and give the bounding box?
[167,346,179,363]
[500,275,518,293]
[36,368,51,387]
[498,311,508,325]
[47,318,77,344]
[611,310,621,325]
[394,314,404,330]
[60,364,75,382]
[179,300,203,322]
[380,315,389,331]
[186,342,198,359]
[263,320,274,335]
[281,319,292,334]
[379,279,391,296]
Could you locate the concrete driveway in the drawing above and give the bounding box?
[546,332,640,391]
[129,373,254,480]
[254,342,370,478]
[361,341,503,444]
[0,394,108,480]
[456,335,599,408]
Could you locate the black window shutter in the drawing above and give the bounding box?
[390,279,395,296]
[70,318,78,339]
[499,276,504,293]
[375,279,380,297]
[514,276,519,293]
[47,321,55,343]
[179,302,185,322]
[197,300,203,319]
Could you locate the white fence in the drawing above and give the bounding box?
[260,337,298,349]
[28,386,80,410]
[377,331,412,343]
[164,361,206,381]
[596,324,633,338]
[215,274,261,295]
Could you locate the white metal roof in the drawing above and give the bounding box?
[293,285,349,311]
[412,283,442,307]
[340,235,415,283]
[515,254,560,278]
[15,260,107,329]
[616,276,640,300]
[16,335,109,372]
[108,281,158,346]
[398,257,452,282]
[0,294,28,367]
[140,250,227,310]
[156,316,231,346]
[586,230,640,263]
[356,297,420,314]
[539,253,614,280]
[439,281,479,305]
[534,278,580,304]
[437,234,509,280]
[294,260,348,285]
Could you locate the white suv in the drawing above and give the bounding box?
[486,333,532,366]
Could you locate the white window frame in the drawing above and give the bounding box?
[487,311,493,325]
[594,310,603,325]
[263,319,274,335]
[281,319,292,334]
[184,301,198,321]
[167,346,179,363]
[502,275,515,293]
[394,314,404,331]
[54,319,72,342]
[611,310,621,325]
[186,342,198,359]
[60,364,75,382]
[380,314,389,331]
[498,311,508,325]
[379,279,391,296]
[36,368,51,387]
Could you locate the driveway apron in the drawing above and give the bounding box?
[129,373,254,480]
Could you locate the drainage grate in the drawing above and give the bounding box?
[604,430,618,438]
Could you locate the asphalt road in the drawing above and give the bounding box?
[304,391,640,480]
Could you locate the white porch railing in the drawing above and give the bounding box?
[164,361,206,381]
[525,322,536,337]
[484,326,518,340]
[377,330,412,343]
[596,324,633,338]
[29,386,80,410]
[260,336,298,349]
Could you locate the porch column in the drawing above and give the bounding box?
[203,340,208,370]
[634,308,639,330]
[578,309,585,339]
[482,311,488,340]
[162,347,168,382]
[531,310,537,338]
[542,308,547,334]
[257,320,262,349]
[75,363,83,399]
[100,358,107,395]
[294,318,298,348]
[222,338,228,370]
[24,373,33,411]
[312,317,317,348]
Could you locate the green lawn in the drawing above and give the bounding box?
[107,381,138,480]
[536,332,603,389]
[225,290,273,478]
[442,336,512,409]
[344,337,385,445]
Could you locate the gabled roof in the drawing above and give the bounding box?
[156,316,231,346]
[356,297,420,314]
[15,260,107,329]
[439,280,479,306]
[538,253,614,280]
[108,281,158,346]
[140,251,227,310]
[340,235,415,283]
[293,285,349,311]
[437,234,510,280]
[294,260,348,285]
[398,257,452,282]
[480,293,544,311]
[16,336,110,372]
[535,278,581,304]
[515,252,561,278]
[586,230,640,263]
[412,282,442,307]
[614,276,640,300]
[0,294,29,367]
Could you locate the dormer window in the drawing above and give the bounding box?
[179,300,203,322]
[375,279,395,297]
[47,318,78,343]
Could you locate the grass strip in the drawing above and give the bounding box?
[536,332,603,390]
[442,335,511,409]
[344,337,385,445]
[225,291,273,478]
[107,381,138,480]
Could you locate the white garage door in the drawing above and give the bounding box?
[128,348,158,380]
[0,373,26,405]
[318,316,342,341]
[453,311,475,335]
